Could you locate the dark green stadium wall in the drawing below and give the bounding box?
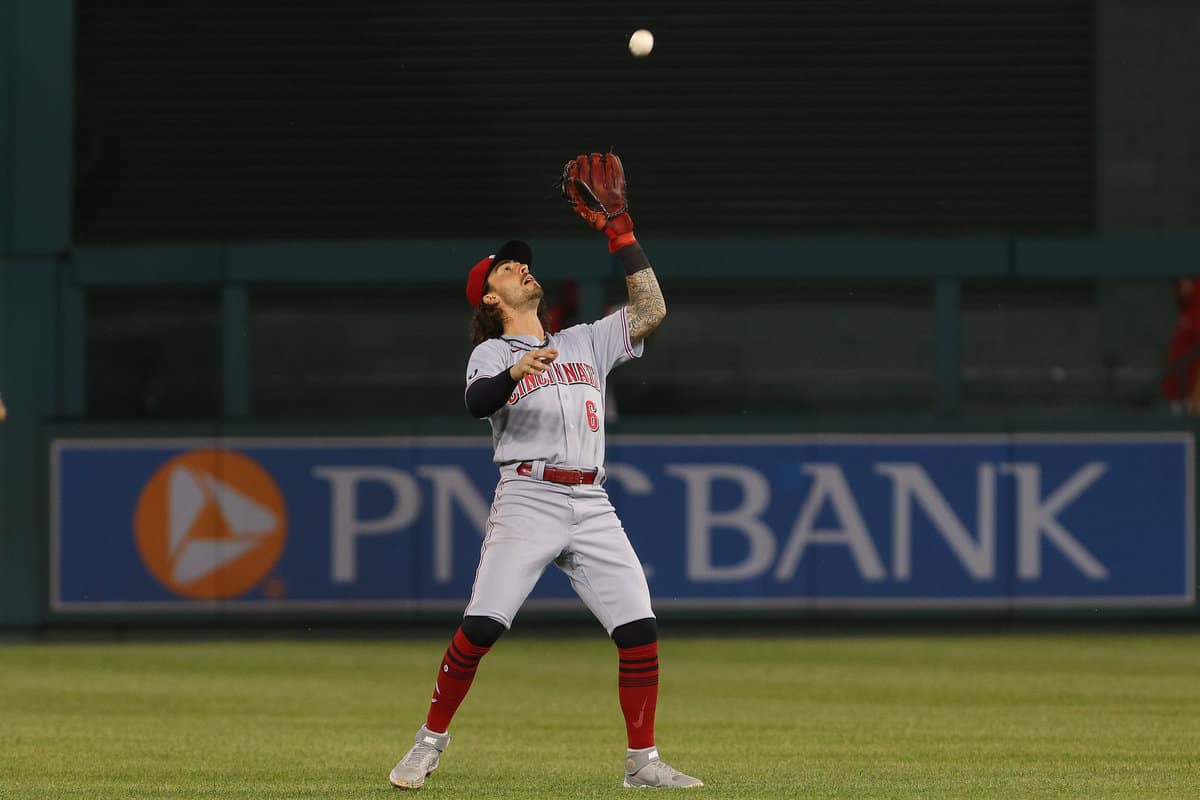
[1,0,72,628]
[70,1,1200,241]
[73,0,1093,241]
[5,1,1200,628]
[2,239,1199,628]
[1098,1,1200,231]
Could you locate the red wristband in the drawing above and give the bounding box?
[606,230,638,253]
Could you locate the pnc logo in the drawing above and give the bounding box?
[134,449,287,600]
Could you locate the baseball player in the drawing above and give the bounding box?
[388,153,703,790]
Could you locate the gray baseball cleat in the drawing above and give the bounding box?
[623,747,704,789]
[389,725,450,789]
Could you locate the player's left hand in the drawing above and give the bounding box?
[559,152,634,251]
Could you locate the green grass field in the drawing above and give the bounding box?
[2,632,1199,799]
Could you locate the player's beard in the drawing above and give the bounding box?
[497,278,543,317]
[512,279,543,310]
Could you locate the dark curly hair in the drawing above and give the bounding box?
[469,278,551,346]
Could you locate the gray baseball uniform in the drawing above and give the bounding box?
[462,306,654,633]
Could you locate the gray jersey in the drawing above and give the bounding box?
[465,306,643,467]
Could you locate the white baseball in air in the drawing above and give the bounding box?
[629,29,654,57]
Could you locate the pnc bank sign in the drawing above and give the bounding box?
[50,435,1194,611]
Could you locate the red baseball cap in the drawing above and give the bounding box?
[465,240,533,307]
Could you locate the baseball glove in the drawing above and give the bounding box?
[559,152,634,243]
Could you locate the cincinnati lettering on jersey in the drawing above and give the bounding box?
[508,361,600,404]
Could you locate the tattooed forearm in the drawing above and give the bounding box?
[625,268,667,343]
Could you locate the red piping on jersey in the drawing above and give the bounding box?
[621,306,637,360]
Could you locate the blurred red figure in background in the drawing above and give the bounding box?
[548,281,621,421]
[547,280,581,334]
[1163,277,1200,413]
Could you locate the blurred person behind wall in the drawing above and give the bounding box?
[548,281,621,422]
[1162,277,1200,414]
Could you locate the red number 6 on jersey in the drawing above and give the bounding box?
[585,400,600,432]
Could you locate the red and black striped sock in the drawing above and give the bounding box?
[425,627,491,734]
[618,642,659,750]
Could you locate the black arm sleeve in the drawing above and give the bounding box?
[615,242,651,275]
[465,371,519,418]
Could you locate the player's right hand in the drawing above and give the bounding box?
[509,348,558,381]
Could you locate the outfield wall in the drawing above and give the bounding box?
[24,419,1199,628]
[6,240,1200,630]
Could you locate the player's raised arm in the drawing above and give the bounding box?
[559,151,666,344]
[619,248,666,344]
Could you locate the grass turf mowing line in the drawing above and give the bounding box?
[0,634,1198,798]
